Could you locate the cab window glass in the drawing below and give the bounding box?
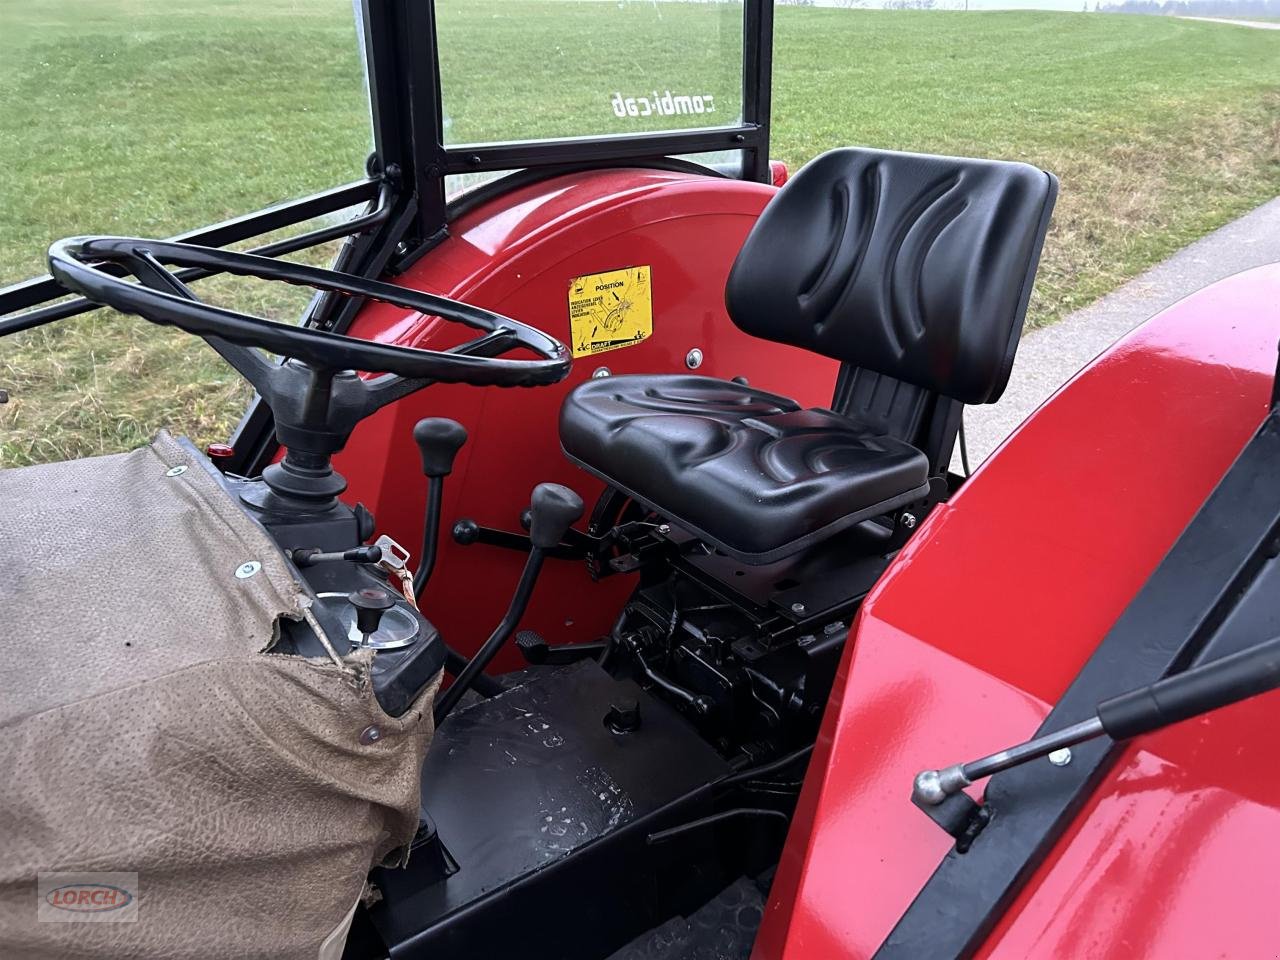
[436,0,745,145]
[0,0,372,288]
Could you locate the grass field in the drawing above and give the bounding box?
[1,0,1277,466]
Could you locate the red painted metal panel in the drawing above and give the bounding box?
[333,168,841,671]
[756,264,1280,959]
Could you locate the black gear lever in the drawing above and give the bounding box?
[433,483,584,723]
[409,416,504,699]
[411,417,468,597]
[347,587,395,649]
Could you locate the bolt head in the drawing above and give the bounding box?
[791,602,807,615]
[360,725,383,745]
[685,348,704,370]
[591,366,611,378]
[656,523,671,535]
[165,465,187,477]
[234,560,262,579]
[604,699,642,734]
[901,512,918,530]
[1048,747,1073,766]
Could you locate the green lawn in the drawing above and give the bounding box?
[1,0,1277,466]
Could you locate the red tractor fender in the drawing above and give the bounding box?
[334,168,836,670]
[754,263,1280,959]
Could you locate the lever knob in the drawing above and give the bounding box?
[412,418,468,478]
[348,587,396,638]
[528,483,584,550]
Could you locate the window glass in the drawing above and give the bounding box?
[0,0,372,289]
[0,0,372,467]
[447,170,519,202]
[436,0,745,146]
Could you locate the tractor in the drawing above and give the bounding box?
[3,1,1279,957]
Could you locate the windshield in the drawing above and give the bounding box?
[436,0,745,146]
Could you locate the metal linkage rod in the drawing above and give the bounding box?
[912,717,1103,806]
[914,632,1280,807]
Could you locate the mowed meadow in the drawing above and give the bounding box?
[1,0,1277,465]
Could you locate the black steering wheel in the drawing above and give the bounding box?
[47,236,569,386]
[47,236,572,500]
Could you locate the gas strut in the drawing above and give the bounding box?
[913,632,1280,806]
[432,482,583,723]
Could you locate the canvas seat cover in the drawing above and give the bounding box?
[0,432,440,960]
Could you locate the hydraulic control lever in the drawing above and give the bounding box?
[411,417,468,598]
[433,483,584,723]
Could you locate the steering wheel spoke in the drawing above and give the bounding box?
[359,329,524,415]
[450,327,520,357]
[114,244,286,395]
[122,246,204,303]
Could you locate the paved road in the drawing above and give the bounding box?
[958,195,1280,468]
[1177,16,1280,29]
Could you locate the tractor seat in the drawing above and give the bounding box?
[560,376,929,562]
[560,147,1058,564]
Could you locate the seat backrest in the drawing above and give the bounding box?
[726,147,1058,406]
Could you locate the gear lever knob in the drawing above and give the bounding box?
[412,418,468,478]
[528,483,584,550]
[347,587,396,645]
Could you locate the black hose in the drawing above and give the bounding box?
[716,743,814,791]
[646,808,790,845]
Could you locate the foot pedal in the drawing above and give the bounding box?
[516,631,608,666]
[516,630,549,664]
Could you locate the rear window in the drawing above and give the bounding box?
[436,0,745,146]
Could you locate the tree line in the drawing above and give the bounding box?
[1099,0,1280,14]
[777,0,1280,10]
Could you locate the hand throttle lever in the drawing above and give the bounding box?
[433,482,584,723]
[411,417,467,597]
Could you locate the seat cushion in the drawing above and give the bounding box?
[560,375,930,563]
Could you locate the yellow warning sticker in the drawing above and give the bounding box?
[568,265,652,358]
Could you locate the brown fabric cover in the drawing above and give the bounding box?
[0,433,439,959]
